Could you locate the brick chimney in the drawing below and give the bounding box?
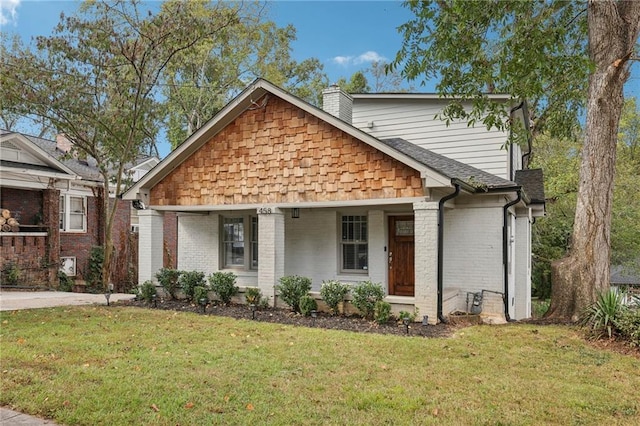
[322,85,353,124]
[56,134,73,154]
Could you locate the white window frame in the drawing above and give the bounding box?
[59,195,87,233]
[340,214,368,273]
[221,214,258,270]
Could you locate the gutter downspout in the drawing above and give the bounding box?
[502,189,522,322]
[437,182,461,323]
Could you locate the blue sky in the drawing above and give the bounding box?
[0,0,417,87]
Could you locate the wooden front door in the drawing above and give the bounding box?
[388,216,415,296]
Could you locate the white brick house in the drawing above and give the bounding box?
[124,79,544,323]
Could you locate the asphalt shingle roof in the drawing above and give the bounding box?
[515,169,545,203]
[379,137,517,190]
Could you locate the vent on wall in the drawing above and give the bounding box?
[60,256,77,276]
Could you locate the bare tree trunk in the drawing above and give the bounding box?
[548,0,640,320]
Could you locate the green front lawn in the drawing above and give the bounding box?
[1,306,639,425]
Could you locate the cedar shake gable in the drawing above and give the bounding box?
[150,95,424,206]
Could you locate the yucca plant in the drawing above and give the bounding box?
[580,289,626,338]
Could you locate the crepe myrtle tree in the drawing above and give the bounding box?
[391,0,640,320]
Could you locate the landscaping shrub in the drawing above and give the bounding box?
[155,268,182,300]
[2,262,21,286]
[58,271,74,292]
[398,309,418,323]
[193,285,209,305]
[616,307,640,347]
[299,295,318,316]
[140,280,157,303]
[245,287,262,305]
[374,300,391,324]
[580,289,626,338]
[351,280,384,319]
[180,270,206,301]
[277,275,312,313]
[209,272,238,304]
[320,280,350,315]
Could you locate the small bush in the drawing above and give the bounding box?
[3,262,21,286]
[277,275,312,313]
[85,246,104,292]
[245,287,262,305]
[58,271,74,292]
[299,295,318,316]
[140,280,157,303]
[398,309,418,323]
[616,307,640,347]
[351,280,385,319]
[193,286,209,305]
[320,280,350,315]
[155,268,182,300]
[580,289,626,338]
[209,272,238,304]
[180,270,206,301]
[374,300,392,324]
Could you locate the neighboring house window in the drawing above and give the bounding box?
[341,215,368,272]
[59,195,86,232]
[222,215,258,270]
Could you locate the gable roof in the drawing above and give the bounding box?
[124,79,521,201]
[1,129,159,184]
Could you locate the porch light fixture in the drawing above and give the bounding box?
[291,208,300,218]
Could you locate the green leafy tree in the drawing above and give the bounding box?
[531,99,640,299]
[162,2,327,148]
[392,0,640,320]
[1,0,241,290]
[336,71,371,94]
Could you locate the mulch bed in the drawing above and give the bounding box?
[117,298,640,357]
[118,298,455,338]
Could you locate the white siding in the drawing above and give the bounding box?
[352,98,511,179]
[443,206,505,315]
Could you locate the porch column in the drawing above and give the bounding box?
[258,208,285,306]
[413,201,439,324]
[138,209,164,285]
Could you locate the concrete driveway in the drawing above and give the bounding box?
[0,291,136,311]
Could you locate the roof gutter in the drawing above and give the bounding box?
[502,188,522,322]
[437,181,462,323]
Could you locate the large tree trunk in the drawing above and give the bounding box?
[547,0,640,320]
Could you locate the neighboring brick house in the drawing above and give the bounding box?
[124,79,545,323]
[0,130,162,291]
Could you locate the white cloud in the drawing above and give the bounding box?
[0,0,20,26]
[354,51,387,64]
[332,55,353,66]
[331,51,387,67]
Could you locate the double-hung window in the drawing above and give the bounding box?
[222,215,258,270]
[59,195,86,232]
[341,215,368,272]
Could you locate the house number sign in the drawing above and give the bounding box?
[257,207,272,215]
[395,220,414,236]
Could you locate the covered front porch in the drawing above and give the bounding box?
[137,198,444,322]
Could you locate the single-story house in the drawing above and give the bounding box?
[124,79,545,323]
